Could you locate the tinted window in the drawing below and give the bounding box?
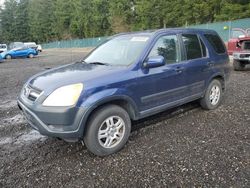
[182,34,202,60]
[148,35,179,64]
[204,34,226,54]
[243,41,250,50]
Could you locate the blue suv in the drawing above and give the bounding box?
[18,29,230,156]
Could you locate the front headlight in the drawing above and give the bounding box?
[43,83,83,107]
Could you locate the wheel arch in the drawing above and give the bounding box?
[208,74,226,92]
[5,54,12,59]
[80,96,139,136]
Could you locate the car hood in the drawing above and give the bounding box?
[28,62,127,92]
[239,37,250,42]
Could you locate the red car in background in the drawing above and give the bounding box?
[227,28,250,55]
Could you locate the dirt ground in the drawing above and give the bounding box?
[0,49,249,187]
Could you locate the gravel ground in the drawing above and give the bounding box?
[0,49,249,187]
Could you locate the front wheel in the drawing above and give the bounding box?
[200,79,223,110]
[84,105,131,156]
[5,54,12,59]
[28,53,34,58]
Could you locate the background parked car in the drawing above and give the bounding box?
[1,46,38,59]
[227,28,250,55]
[0,44,7,53]
[0,53,3,63]
[233,40,250,70]
[24,42,38,50]
[9,42,25,49]
[24,42,42,52]
[37,44,42,52]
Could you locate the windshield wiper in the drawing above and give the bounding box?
[80,60,87,64]
[88,62,110,66]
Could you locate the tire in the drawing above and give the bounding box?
[233,60,245,71]
[5,54,12,59]
[200,79,223,110]
[28,53,34,58]
[84,105,131,156]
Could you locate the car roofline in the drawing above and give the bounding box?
[109,28,218,39]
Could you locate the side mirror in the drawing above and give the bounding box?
[143,56,165,68]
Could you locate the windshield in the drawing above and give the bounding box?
[84,35,149,66]
[243,41,250,50]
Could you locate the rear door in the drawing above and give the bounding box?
[180,33,210,97]
[203,33,229,80]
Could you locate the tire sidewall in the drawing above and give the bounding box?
[28,54,34,58]
[204,80,223,110]
[84,105,131,156]
[6,54,11,59]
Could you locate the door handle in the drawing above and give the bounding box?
[207,61,215,67]
[174,67,184,73]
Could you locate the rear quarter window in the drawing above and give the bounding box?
[204,34,226,54]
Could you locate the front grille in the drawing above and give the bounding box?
[23,85,42,101]
[239,54,250,58]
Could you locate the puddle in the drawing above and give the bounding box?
[14,130,47,145]
[0,130,47,146]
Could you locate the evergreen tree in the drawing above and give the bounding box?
[0,0,250,43]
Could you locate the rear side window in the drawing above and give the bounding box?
[204,34,226,54]
[182,34,203,60]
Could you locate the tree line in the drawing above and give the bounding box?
[0,0,249,44]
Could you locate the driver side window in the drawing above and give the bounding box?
[148,35,180,64]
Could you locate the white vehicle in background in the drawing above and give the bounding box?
[0,44,8,53]
[37,44,42,52]
[24,42,42,53]
[24,42,38,50]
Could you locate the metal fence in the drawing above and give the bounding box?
[187,18,250,42]
[42,37,108,49]
[42,18,250,49]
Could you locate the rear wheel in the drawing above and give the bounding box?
[84,105,131,156]
[200,79,223,110]
[5,54,12,59]
[233,60,245,71]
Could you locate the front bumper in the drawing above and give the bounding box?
[233,53,250,63]
[18,98,87,140]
